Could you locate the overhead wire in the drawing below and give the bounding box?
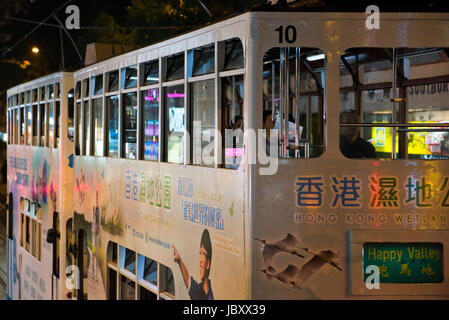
[0,15,198,30]
[0,0,73,58]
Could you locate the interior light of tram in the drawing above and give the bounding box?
[306,53,325,61]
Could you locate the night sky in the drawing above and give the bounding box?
[0,0,135,133]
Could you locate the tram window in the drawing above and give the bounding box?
[106,95,119,157]
[7,109,10,144]
[53,212,60,278]
[222,38,244,71]
[7,109,9,144]
[55,101,60,146]
[108,268,117,300]
[82,78,89,98]
[13,108,17,144]
[31,219,36,257]
[32,88,38,102]
[40,86,46,100]
[141,89,159,161]
[165,84,185,164]
[81,229,89,280]
[49,102,54,147]
[83,100,91,155]
[107,70,119,92]
[143,256,157,286]
[140,60,159,86]
[120,275,135,300]
[107,242,118,265]
[75,81,81,99]
[10,109,13,144]
[14,109,17,144]
[339,47,449,160]
[20,213,24,246]
[20,92,24,105]
[27,105,32,145]
[17,107,20,144]
[93,75,103,95]
[191,79,215,166]
[66,219,73,269]
[25,91,31,104]
[139,286,157,300]
[39,103,46,147]
[122,92,137,159]
[160,264,175,297]
[263,47,326,158]
[32,105,38,145]
[123,248,136,274]
[76,102,82,155]
[25,216,30,250]
[121,65,138,89]
[20,198,41,261]
[93,98,103,156]
[19,107,25,144]
[68,89,75,142]
[55,83,60,98]
[48,84,54,99]
[222,75,244,169]
[10,109,13,145]
[165,53,184,81]
[189,43,215,77]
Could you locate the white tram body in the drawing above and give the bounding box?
[6,73,74,300]
[71,11,449,300]
[6,10,449,300]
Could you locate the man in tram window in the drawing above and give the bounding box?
[172,228,214,300]
[339,109,376,158]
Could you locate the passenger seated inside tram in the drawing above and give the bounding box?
[340,109,376,158]
[266,111,303,157]
[233,115,243,130]
[273,114,303,144]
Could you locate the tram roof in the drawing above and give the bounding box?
[252,0,449,12]
[7,71,72,96]
[74,8,449,78]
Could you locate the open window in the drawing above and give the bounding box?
[68,89,75,142]
[263,47,326,158]
[20,198,42,261]
[93,98,103,156]
[339,48,449,159]
[109,243,175,300]
[106,95,119,157]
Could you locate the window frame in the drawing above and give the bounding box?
[339,47,449,160]
[72,37,246,170]
[107,242,175,300]
[20,198,42,261]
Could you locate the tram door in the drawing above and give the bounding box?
[6,193,14,300]
[49,212,60,299]
[77,229,86,300]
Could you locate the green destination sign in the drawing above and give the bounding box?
[363,242,444,283]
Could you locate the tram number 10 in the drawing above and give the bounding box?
[275,25,297,44]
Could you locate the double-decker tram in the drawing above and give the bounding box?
[70,10,449,300]
[6,73,74,299]
[6,9,449,301]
